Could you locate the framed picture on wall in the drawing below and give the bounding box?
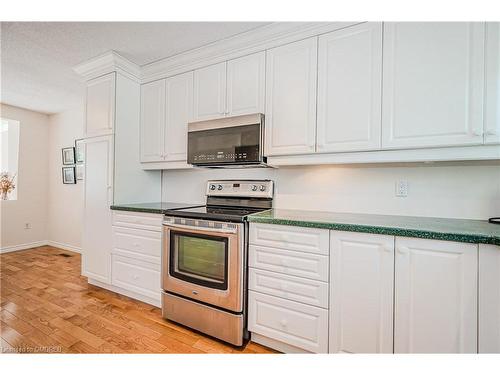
[62,147,75,165]
[75,164,84,181]
[62,167,76,184]
[75,139,85,163]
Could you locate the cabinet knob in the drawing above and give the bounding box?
[472,129,483,136]
[280,319,288,327]
[133,275,139,280]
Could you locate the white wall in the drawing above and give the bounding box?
[114,73,162,204]
[162,162,500,220]
[0,104,49,250]
[47,105,84,252]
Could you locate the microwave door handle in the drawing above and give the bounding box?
[162,222,238,235]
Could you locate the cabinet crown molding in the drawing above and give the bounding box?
[141,22,362,83]
[73,50,141,82]
[73,23,363,84]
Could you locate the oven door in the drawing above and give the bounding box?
[162,220,244,312]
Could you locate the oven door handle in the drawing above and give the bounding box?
[163,222,238,234]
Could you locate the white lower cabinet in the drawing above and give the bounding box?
[479,244,500,353]
[248,291,329,353]
[82,135,114,284]
[248,223,329,353]
[394,237,478,353]
[329,231,394,353]
[111,255,161,302]
[249,268,328,308]
[107,210,163,307]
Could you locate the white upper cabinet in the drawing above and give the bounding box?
[394,237,478,353]
[193,62,227,121]
[85,72,116,137]
[317,23,383,153]
[382,22,485,149]
[485,23,500,144]
[330,231,394,353]
[226,52,265,116]
[140,80,165,163]
[164,72,193,161]
[265,37,318,156]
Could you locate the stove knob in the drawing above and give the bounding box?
[260,185,266,192]
[217,184,223,191]
[210,184,216,191]
[251,185,258,191]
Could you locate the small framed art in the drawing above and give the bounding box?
[62,167,76,184]
[62,147,75,165]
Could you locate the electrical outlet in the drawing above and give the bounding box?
[24,223,31,230]
[395,180,408,197]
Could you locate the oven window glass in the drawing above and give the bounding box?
[170,231,228,290]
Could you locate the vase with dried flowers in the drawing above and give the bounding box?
[0,172,16,200]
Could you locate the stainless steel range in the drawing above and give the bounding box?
[161,179,274,346]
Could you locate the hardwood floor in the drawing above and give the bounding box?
[0,246,276,354]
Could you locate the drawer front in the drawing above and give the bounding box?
[249,268,328,308]
[112,211,163,232]
[249,245,329,282]
[111,255,161,300]
[248,291,328,353]
[250,223,329,255]
[112,226,161,264]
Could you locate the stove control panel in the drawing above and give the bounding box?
[206,180,273,199]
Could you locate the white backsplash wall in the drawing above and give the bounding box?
[162,162,500,220]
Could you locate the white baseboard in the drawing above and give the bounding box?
[0,240,82,254]
[88,278,161,308]
[0,240,49,254]
[46,240,82,254]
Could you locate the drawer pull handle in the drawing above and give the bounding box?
[133,275,139,280]
[280,319,287,327]
[133,242,140,247]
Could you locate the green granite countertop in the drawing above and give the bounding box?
[248,209,500,246]
[110,202,203,215]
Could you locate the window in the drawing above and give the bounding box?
[0,118,20,200]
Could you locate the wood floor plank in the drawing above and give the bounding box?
[0,246,277,354]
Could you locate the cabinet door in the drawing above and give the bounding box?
[140,80,165,162]
[382,22,485,149]
[317,23,382,153]
[227,52,265,116]
[164,72,193,162]
[82,135,114,284]
[394,237,477,353]
[479,244,500,353]
[85,72,115,137]
[265,38,317,156]
[485,23,500,144]
[193,62,226,121]
[330,231,394,353]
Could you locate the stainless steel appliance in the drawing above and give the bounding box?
[162,179,274,346]
[187,113,267,168]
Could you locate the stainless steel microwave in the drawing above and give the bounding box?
[187,113,267,168]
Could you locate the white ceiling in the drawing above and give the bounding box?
[0,22,270,114]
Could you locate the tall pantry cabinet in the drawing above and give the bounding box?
[80,68,161,286]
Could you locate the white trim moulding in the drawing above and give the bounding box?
[266,145,500,167]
